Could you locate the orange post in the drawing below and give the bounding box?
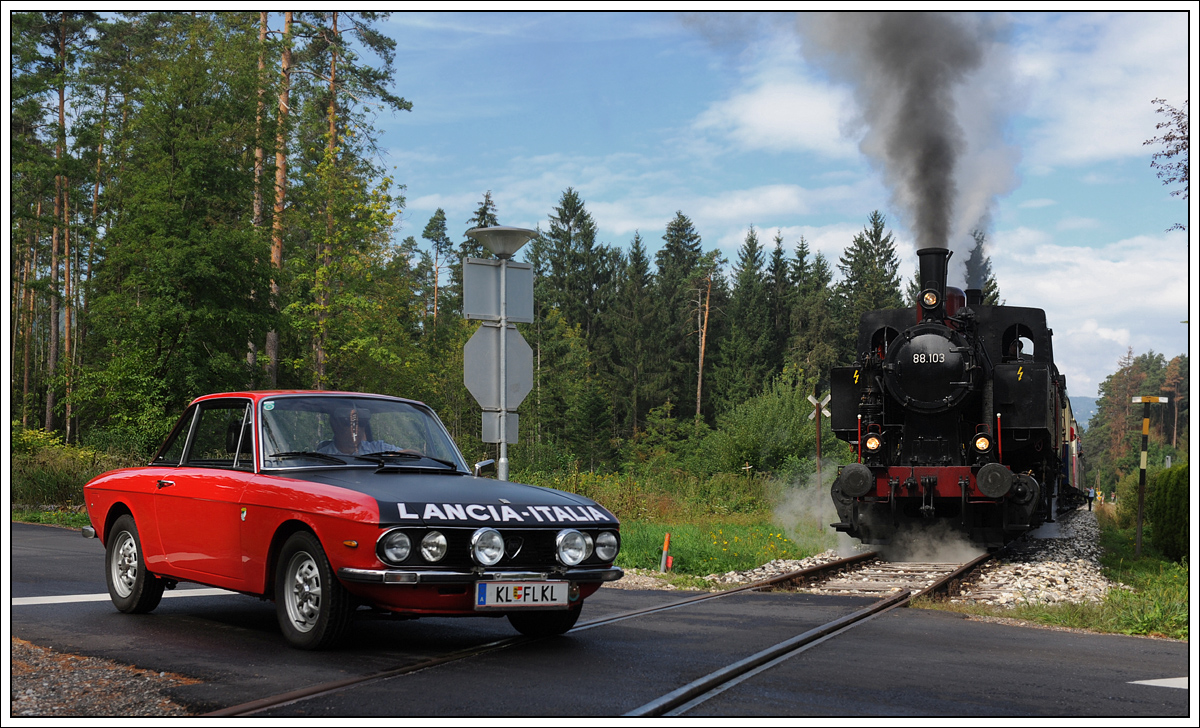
[659,532,671,572]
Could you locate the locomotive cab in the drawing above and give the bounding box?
[828,247,1070,548]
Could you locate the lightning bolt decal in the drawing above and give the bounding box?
[1018,366,1023,381]
[854,369,859,384]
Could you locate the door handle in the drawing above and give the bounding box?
[156,480,175,489]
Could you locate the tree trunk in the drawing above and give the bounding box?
[22,216,39,428]
[315,11,339,389]
[64,174,73,443]
[696,274,711,420]
[266,11,293,387]
[253,12,267,229]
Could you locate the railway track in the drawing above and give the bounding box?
[207,550,989,717]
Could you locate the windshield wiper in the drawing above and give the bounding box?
[267,451,347,465]
[355,451,460,471]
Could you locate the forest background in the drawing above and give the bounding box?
[9,12,1189,535]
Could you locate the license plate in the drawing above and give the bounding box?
[475,581,569,610]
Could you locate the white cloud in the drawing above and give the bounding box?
[1015,12,1189,167]
[1018,198,1056,209]
[690,32,860,158]
[990,226,1188,394]
[1055,216,1101,231]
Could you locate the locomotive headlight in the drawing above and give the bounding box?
[921,290,939,308]
[865,435,882,451]
[470,528,505,566]
[378,529,412,565]
[421,530,448,562]
[556,529,593,566]
[973,435,992,453]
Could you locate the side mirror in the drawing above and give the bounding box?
[473,459,495,478]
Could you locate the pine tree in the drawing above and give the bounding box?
[421,208,454,324]
[654,211,704,418]
[789,239,840,384]
[765,230,793,377]
[542,188,615,351]
[608,232,664,436]
[712,226,772,411]
[447,191,499,317]
[964,230,1001,304]
[836,210,903,363]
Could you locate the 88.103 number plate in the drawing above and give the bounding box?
[475,581,569,610]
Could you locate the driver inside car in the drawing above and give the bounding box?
[314,407,402,456]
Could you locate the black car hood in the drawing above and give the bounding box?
[270,468,619,527]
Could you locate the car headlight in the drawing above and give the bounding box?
[595,531,619,562]
[556,529,593,566]
[421,531,447,562]
[471,528,505,566]
[865,435,882,451]
[378,529,412,565]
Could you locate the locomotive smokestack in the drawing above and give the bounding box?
[917,247,952,320]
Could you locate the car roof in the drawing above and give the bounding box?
[189,391,428,408]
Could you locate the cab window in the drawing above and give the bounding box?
[183,400,254,470]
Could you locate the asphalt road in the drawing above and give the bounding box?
[9,522,1192,716]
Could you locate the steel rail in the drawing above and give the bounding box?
[625,551,993,717]
[625,588,913,717]
[205,551,878,716]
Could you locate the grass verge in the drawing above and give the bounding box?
[615,519,829,577]
[912,505,1187,641]
[12,508,91,530]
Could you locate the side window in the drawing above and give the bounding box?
[153,406,197,466]
[184,401,253,469]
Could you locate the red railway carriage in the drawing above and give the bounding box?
[84,391,622,649]
[828,248,1082,548]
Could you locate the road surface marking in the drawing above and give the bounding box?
[12,588,236,606]
[1129,677,1188,690]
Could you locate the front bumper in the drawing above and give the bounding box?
[338,566,624,585]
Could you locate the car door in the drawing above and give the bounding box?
[154,399,252,585]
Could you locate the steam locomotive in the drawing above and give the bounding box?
[829,247,1083,548]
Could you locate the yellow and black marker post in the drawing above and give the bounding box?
[1131,395,1168,557]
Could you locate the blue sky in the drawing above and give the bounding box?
[332,12,1191,398]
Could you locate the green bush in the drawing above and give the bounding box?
[10,423,142,508]
[1147,463,1188,562]
[1114,467,1163,530]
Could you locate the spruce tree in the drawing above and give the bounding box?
[421,208,454,324]
[608,232,664,436]
[712,226,772,411]
[836,210,903,363]
[766,230,793,376]
[654,211,704,418]
[447,191,500,317]
[964,230,1002,305]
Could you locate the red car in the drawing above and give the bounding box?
[83,391,622,649]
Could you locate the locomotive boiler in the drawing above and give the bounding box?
[829,247,1083,548]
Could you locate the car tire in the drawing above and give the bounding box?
[105,514,165,614]
[507,603,582,637]
[275,530,354,650]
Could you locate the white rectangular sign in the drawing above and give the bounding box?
[463,258,533,323]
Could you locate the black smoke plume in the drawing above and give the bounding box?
[796,13,1001,251]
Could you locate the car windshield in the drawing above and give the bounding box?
[260,395,466,471]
